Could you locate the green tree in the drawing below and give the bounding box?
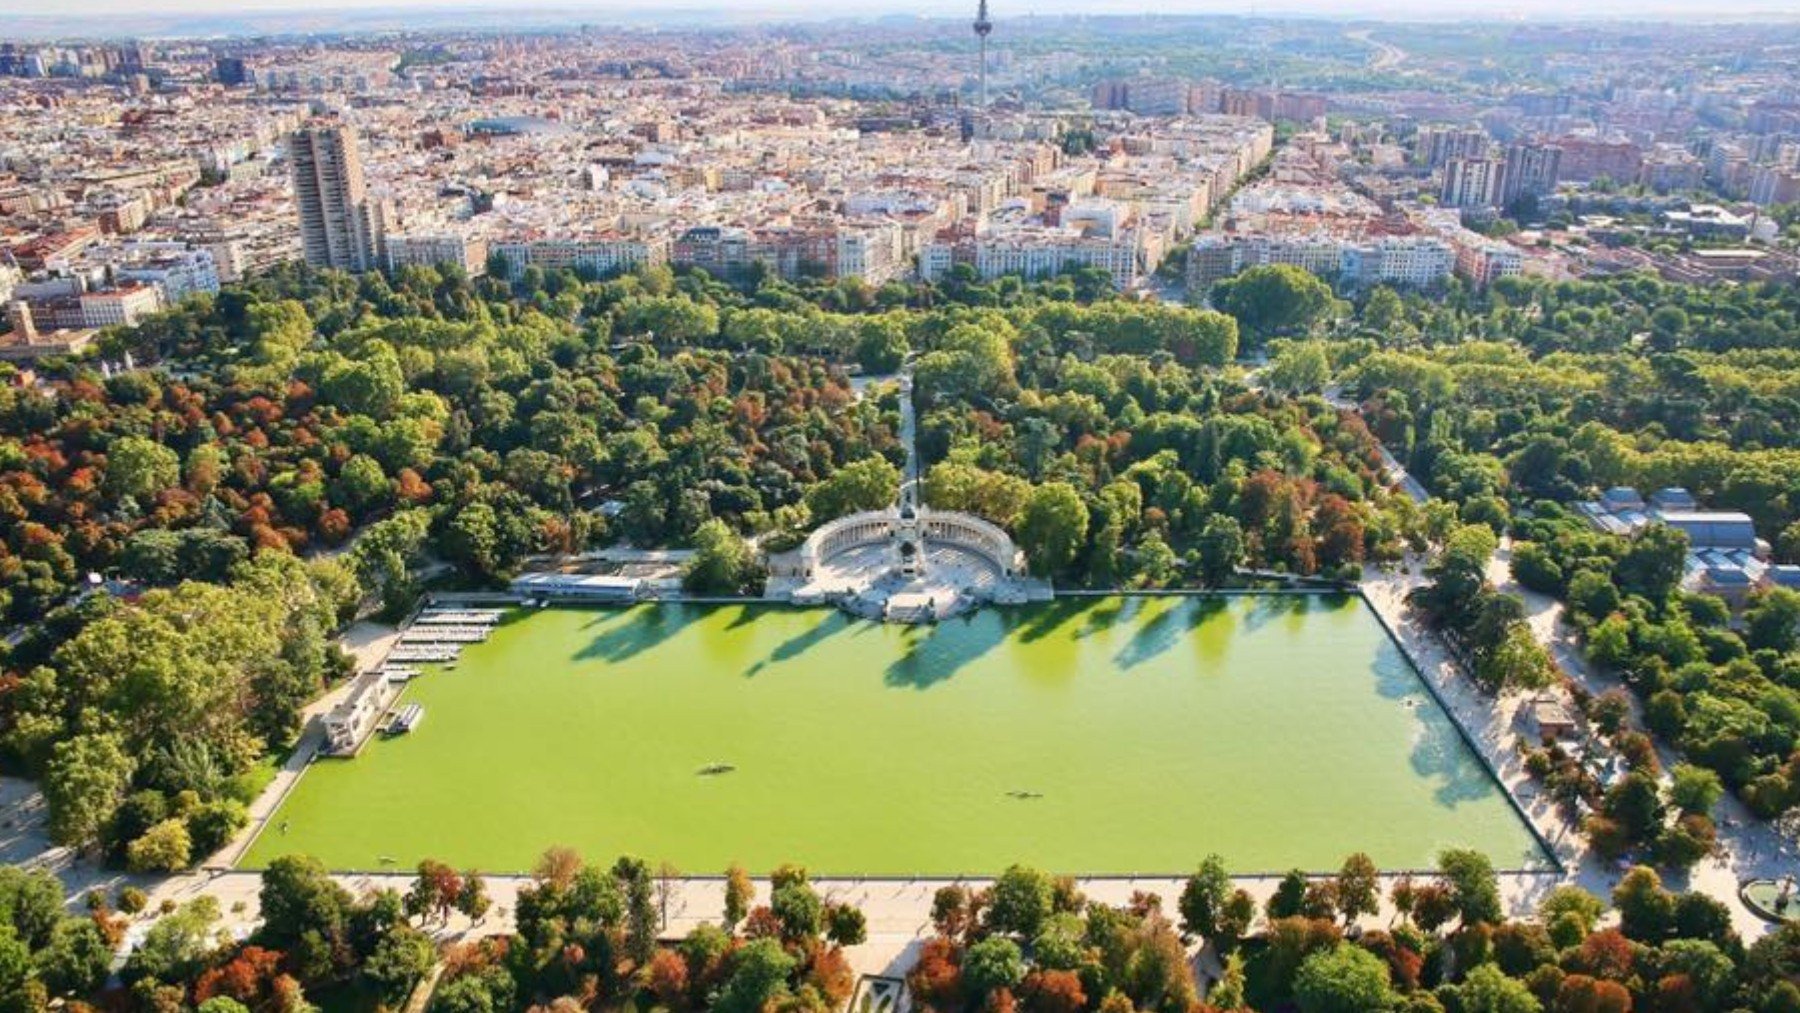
[457,873,491,922]
[126,819,192,872]
[770,880,824,942]
[44,733,135,848]
[1213,265,1334,343]
[1537,886,1603,947]
[1362,286,1405,333]
[963,937,1026,998]
[1456,964,1540,1013]
[855,318,910,373]
[988,865,1055,938]
[105,436,181,502]
[1437,849,1502,927]
[1476,624,1556,692]
[724,864,753,931]
[0,869,68,954]
[1670,764,1724,816]
[1266,341,1332,395]
[715,938,796,1013]
[1614,525,1689,604]
[1292,945,1393,1013]
[1612,866,1673,943]
[1198,515,1245,586]
[1016,483,1089,577]
[258,854,354,952]
[1178,854,1232,940]
[1746,587,1800,653]
[364,924,436,999]
[683,519,756,594]
[124,896,223,984]
[1335,853,1380,926]
[320,344,406,417]
[1267,871,1308,921]
[36,916,110,995]
[825,903,867,947]
[335,454,391,515]
[806,457,901,522]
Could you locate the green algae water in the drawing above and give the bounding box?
[245,595,1548,875]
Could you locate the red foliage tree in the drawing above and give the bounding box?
[1019,970,1086,1013]
[804,943,855,1007]
[1553,973,1633,1013]
[194,945,297,1013]
[907,937,962,1013]
[646,949,690,1011]
[1573,929,1636,982]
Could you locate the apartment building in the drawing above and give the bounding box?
[1501,142,1563,205]
[288,123,386,273]
[491,235,671,280]
[971,227,1148,290]
[386,233,491,276]
[1441,157,1507,209]
[78,284,164,327]
[1414,126,1491,169]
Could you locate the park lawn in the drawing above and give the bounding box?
[242,595,1547,876]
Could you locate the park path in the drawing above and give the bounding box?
[206,622,405,870]
[1331,383,1782,938]
[1483,539,1786,938]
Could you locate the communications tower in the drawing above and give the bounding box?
[974,0,993,111]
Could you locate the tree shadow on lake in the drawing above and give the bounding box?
[745,610,855,678]
[1075,597,1127,639]
[1014,597,1093,644]
[1238,593,1322,636]
[724,604,766,630]
[1116,597,1229,671]
[573,604,707,665]
[884,614,1011,690]
[1371,638,1497,808]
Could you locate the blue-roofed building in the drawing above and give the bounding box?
[1768,566,1800,590]
[1657,510,1761,553]
[1600,487,1646,512]
[1580,486,1777,606]
[1650,487,1699,513]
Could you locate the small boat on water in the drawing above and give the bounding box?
[382,703,425,736]
[697,762,737,776]
[1006,790,1043,800]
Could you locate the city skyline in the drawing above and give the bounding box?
[10,0,1800,29]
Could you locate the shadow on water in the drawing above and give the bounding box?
[1372,637,1496,807]
[724,605,765,631]
[573,604,708,665]
[1115,599,1182,670]
[1238,592,1322,635]
[1113,596,1235,671]
[1015,596,1092,644]
[581,606,635,629]
[745,610,855,677]
[1075,597,1126,639]
[884,613,1010,690]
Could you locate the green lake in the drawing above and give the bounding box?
[244,595,1549,876]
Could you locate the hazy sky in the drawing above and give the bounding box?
[3,0,1800,15]
[9,0,1800,17]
